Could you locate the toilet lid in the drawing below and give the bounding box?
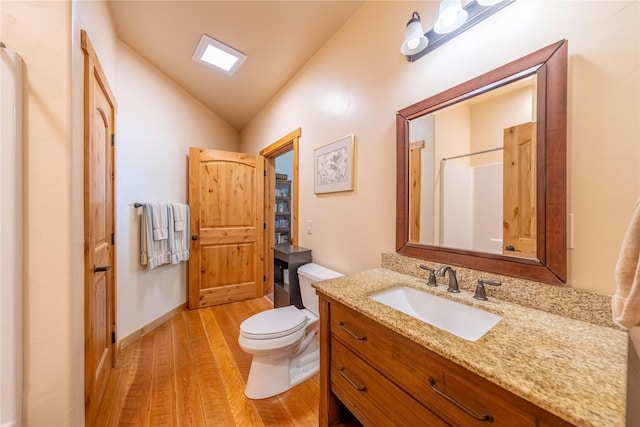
[240,305,307,339]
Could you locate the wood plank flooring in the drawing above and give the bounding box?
[95,297,321,426]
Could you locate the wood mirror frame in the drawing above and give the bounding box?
[396,40,567,285]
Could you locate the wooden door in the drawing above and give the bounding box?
[409,140,424,242]
[188,148,265,308]
[503,122,536,257]
[82,31,116,425]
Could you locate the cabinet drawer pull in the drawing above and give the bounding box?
[338,322,367,341]
[428,378,494,422]
[339,368,367,391]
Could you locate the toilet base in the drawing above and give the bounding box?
[244,337,319,399]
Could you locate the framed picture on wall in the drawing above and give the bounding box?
[314,134,355,194]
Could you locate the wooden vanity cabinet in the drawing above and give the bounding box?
[319,296,575,427]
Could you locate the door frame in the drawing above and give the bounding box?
[259,128,301,295]
[81,30,117,424]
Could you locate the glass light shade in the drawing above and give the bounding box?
[433,0,468,34]
[401,12,429,55]
[477,0,505,5]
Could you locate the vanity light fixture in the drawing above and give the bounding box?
[477,0,506,6]
[402,0,516,62]
[434,0,468,34]
[400,12,429,56]
[192,34,247,76]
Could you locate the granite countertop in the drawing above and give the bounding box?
[313,268,628,427]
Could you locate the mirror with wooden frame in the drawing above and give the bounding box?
[396,40,568,285]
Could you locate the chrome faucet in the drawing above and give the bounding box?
[436,265,459,293]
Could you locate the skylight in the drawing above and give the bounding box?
[192,34,246,76]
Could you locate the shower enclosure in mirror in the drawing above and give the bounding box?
[397,40,567,285]
[409,75,537,258]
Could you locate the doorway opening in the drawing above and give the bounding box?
[260,128,301,296]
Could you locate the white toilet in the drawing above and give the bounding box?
[239,263,343,399]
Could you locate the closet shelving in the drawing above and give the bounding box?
[275,179,291,245]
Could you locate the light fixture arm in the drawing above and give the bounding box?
[404,0,516,62]
[401,11,429,56]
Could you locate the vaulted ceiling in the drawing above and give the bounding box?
[109,1,364,130]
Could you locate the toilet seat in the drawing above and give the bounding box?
[240,305,307,340]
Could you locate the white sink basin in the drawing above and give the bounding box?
[370,286,502,342]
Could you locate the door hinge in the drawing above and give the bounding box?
[264,170,267,177]
[263,223,266,230]
[111,332,116,344]
[111,233,115,245]
[263,275,266,282]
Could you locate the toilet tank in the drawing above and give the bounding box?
[297,263,343,316]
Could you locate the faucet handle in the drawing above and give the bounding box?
[419,265,437,287]
[473,279,501,301]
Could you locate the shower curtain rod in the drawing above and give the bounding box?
[441,146,503,162]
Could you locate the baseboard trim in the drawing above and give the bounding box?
[118,302,187,350]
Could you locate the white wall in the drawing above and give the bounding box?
[241,0,639,387]
[441,161,473,249]
[0,45,24,427]
[0,0,118,424]
[440,161,503,254]
[2,0,240,423]
[472,163,503,254]
[115,42,239,340]
[241,0,639,296]
[2,0,638,424]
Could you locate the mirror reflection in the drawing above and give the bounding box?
[408,76,537,259]
[397,39,567,285]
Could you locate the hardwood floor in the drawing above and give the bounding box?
[95,297,321,426]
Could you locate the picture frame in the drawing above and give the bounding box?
[314,134,355,194]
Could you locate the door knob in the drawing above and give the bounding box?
[94,265,111,273]
[191,235,198,240]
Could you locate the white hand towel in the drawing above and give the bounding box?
[170,203,190,263]
[151,202,169,241]
[612,197,640,329]
[140,203,173,269]
[173,203,187,232]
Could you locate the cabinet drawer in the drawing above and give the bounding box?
[331,338,448,427]
[330,302,537,427]
[330,301,445,400]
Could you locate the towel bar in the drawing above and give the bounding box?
[134,202,146,208]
